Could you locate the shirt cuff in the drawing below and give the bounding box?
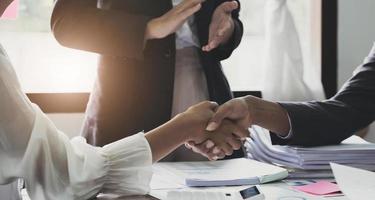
[275,110,294,140]
[101,132,153,196]
[364,42,375,63]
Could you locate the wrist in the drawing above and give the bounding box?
[245,96,290,135]
[170,113,199,143]
[244,96,260,125]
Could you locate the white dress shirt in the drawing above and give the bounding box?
[171,0,208,119]
[0,45,153,199]
[168,0,209,161]
[172,0,200,49]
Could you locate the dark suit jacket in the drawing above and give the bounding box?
[51,0,244,150]
[272,45,375,146]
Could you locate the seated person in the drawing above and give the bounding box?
[189,43,375,160]
[0,5,248,199]
[0,44,248,199]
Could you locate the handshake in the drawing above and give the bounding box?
[178,96,291,161]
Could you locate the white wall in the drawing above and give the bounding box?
[338,0,375,86]
[47,113,85,138]
[338,0,375,142]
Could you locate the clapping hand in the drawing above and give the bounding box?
[202,1,238,52]
[145,0,204,40]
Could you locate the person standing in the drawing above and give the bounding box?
[51,0,243,160]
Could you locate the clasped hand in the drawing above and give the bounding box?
[186,98,253,160]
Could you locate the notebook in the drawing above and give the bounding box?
[153,158,288,187]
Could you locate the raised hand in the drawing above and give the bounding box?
[145,0,204,40]
[202,1,238,52]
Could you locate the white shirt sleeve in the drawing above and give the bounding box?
[275,112,294,140]
[1,104,153,200]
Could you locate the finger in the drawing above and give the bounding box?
[218,142,234,156]
[206,147,224,160]
[191,144,208,154]
[185,143,192,149]
[176,0,203,15]
[196,101,219,111]
[187,141,196,146]
[226,136,242,150]
[208,150,225,161]
[190,140,215,155]
[207,36,222,50]
[221,1,239,13]
[231,125,250,139]
[206,103,233,131]
[177,3,202,22]
[216,151,226,160]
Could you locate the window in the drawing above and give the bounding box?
[222,0,322,92]
[0,0,326,97]
[0,0,98,93]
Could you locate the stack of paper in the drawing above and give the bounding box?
[152,158,288,187]
[245,126,375,178]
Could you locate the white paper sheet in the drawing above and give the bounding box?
[152,158,288,187]
[331,163,375,200]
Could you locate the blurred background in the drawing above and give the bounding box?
[0,0,374,141]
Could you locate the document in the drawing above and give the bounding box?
[152,158,288,187]
[246,126,375,180]
[331,163,375,200]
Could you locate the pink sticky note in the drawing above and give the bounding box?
[293,181,341,196]
[1,0,19,19]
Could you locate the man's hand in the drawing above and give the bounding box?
[186,97,255,160]
[206,97,253,131]
[186,119,249,161]
[145,0,204,40]
[202,1,238,52]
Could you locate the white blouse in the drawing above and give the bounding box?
[172,0,200,49]
[0,45,153,199]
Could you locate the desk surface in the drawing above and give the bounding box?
[121,182,348,200]
[96,195,157,200]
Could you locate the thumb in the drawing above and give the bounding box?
[206,103,233,131]
[221,1,239,13]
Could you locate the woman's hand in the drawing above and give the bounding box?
[144,101,218,162]
[202,1,238,52]
[186,119,249,160]
[145,0,204,40]
[206,97,253,132]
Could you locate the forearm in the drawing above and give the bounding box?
[245,96,290,136]
[145,114,193,163]
[51,0,150,59]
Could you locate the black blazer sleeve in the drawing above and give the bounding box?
[209,0,243,61]
[51,0,151,60]
[272,48,375,146]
